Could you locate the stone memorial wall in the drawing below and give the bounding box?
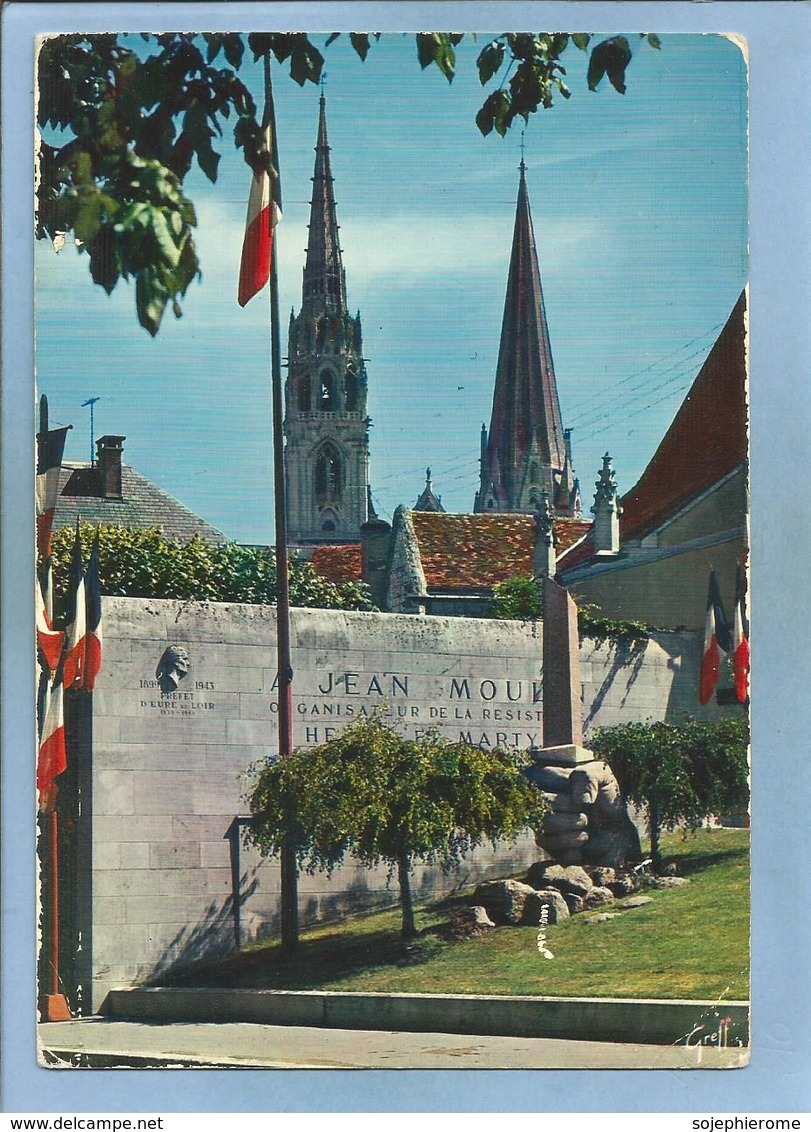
[87,597,709,1009]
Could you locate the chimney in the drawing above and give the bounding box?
[96,435,126,500]
[360,515,392,609]
[591,453,622,556]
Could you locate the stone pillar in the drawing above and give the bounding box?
[537,579,592,766]
[591,453,622,557]
[533,490,556,579]
[529,580,639,866]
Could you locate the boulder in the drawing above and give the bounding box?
[522,887,570,925]
[443,905,496,941]
[617,895,654,909]
[563,893,585,915]
[583,885,615,910]
[473,879,536,925]
[649,876,691,889]
[526,863,593,897]
[585,913,622,924]
[589,867,616,888]
[609,875,636,897]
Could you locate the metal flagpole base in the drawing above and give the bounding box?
[38,993,73,1022]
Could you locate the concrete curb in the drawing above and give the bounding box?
[103,988,749,1047]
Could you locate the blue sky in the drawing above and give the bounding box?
[35,32,748,544]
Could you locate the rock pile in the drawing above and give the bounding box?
[468,861,681,930]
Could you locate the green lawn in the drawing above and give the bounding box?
[162,828,749,1002]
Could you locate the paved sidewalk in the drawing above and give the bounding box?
[39,1019,748,1070]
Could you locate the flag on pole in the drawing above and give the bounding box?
[62,523,86,689]
[699,569,729,705]
[36,569,64,674]
[36,425,71,559]
[37,667,67,812]
[237,123,282,307]
[83,531,103,692]
[733,561,750,703]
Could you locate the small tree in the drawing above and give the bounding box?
[591,718,749,868]
[246,717,546,938]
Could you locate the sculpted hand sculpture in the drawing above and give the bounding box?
[526,758,641,868]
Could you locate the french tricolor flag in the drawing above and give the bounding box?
[237,124,282,308]
[83,531,103,692]
[37,667,67,812]
[733,562,750,704]
[36,569,64,674]
[62,523,86,689]
[36,424,70,560]
[699,570,730,706]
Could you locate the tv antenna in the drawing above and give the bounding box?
[81,397,100,464]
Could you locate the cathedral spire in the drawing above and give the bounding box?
[302,94,347,316]
[285,95,370,546]
[475,162,574,516]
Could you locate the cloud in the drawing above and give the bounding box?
[193,195,607,289]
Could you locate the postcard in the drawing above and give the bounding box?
[9,4,802,1111]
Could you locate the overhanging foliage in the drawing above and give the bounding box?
[37,31,658,334]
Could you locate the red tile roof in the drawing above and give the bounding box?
[620,293,748,542]
[411,512,592,591]
[310,543,363,583]
[556,526,595,571]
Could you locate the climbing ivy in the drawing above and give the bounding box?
[490,575,654,645]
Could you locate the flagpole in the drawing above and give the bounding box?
[38,722,72,1021]
[263,52,299,952]
[36,393,73,1020]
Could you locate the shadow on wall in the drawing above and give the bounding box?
[583,638,648,735]
[299,874,401,929]
[662,631,710,723]
[145,871,260,985]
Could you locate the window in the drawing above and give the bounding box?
[319,369,335,410]
[315,444,342,505]
[297,377,311,412]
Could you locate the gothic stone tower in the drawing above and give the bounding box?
[285,96,370,545]
[474,162,579,518]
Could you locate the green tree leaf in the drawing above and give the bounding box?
[588,35,632,94]
[136,265,169,337]
[349,33,372,62]
[477,39,505,85]
[73,189,104,244]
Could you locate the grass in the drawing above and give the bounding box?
[160,828,749,1002]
